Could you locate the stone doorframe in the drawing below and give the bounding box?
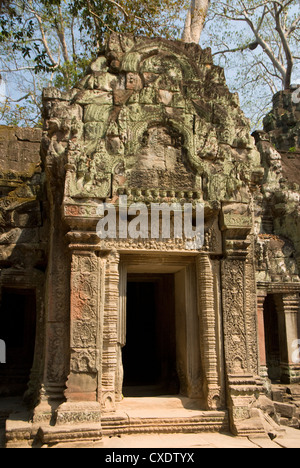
[54,243,226,424]
[257,282,300,383]
[116,252,226,410]
[48,200,265,435]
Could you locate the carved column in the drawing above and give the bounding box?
[256,292,268,379]
[56,249,103,426]
[100,250,120,412]
[196,252,222,409]
[33,207,70,424]
[220,202,264,436]
[115,262,127,402]
[275,293,300,383]
[222,256,249,373]
[43,245,70,400]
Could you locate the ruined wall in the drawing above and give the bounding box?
[0,126,48,401]
[0,126,46,269]
[254,89,300,280]
[263,87,300,152]
[253,88,300,386]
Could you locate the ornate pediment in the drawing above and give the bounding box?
[42,34,262,211]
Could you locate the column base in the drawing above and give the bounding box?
[34,401,103,446]
[259,365,269,380]
[55,401,102,425]
[227,373,267,436]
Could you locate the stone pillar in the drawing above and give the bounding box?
[33,87,84,426]
[56,249,103,426]
[33,210,70,424]
[220,202,264,436]
[196,252,222,409]
[256,292,268,379]
[115,262,127,402]
[276,293,300,383]
[222,255,250,373]
[100,250,120,412]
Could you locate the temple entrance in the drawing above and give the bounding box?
[0,288,37,396]
[122,274,179,397]
[263,294,281,381]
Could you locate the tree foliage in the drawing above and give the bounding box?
[1,0,299,128]
[201,0,300,127]
[0,0,188,126]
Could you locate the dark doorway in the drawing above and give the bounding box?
[263,294,281,381]
[122,274,179,397]
[0,288,37,396]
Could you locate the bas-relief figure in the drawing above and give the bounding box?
[0,35,299,446]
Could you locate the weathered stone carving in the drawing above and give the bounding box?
[34,34,271,439]
[2,36,300,446]
[196,253,223,410]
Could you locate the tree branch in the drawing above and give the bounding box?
[287,14,300,36]
[5,93,31,102]
[212,41,259,56]
[55,5,69,64]
[273,2,293,88]
[239,6,287,84]
[30,8,58,67]
[0,66,35,72]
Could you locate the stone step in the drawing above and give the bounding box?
[101,410,229,437]
[5,410,230,447]
[274,401,296,419]
[101,396,229,436]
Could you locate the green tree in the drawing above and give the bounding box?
[2,0,299,129]
[0,0,188,126]
[201,0,300,127]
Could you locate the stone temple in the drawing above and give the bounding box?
[0,35,299,446]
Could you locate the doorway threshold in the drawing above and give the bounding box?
[122,385,179,398]
[101,395,229,436]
